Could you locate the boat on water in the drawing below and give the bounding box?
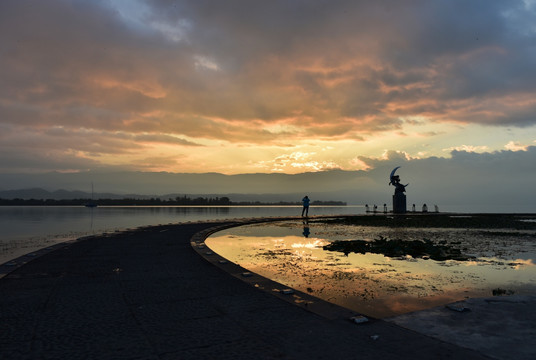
[84,183,98,208]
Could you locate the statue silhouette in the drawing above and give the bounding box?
[389,166,408,213]
[389,172,408,194]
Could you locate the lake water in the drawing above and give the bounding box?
[0,205,361,265]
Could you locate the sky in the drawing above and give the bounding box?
[1,0,535,180]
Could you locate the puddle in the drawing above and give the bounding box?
[206,216,536,318]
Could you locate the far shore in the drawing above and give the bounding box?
[0,198,347,206]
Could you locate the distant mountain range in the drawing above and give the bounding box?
[3,166,527,208]
[0,188,138,200]
[1,152,534,211]
[0,170,366,195]
[0,170,379,204]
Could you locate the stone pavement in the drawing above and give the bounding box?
[0,219,521,359]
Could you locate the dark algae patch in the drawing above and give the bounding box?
[319,213,536,261]
[492,288,515,296]
[323,236,473,261]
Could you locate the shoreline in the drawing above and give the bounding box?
[3,212,535,277]
[0,205,361,266]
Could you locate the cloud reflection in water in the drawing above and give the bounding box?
[206,220,536,318]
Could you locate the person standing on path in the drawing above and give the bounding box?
[301,195,310,217]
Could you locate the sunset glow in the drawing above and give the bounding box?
[1,0,535,176]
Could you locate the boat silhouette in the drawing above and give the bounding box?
[84,183,98,208]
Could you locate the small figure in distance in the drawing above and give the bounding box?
[383,204,387,213]
[301,195,310,217]
[422,203,428,213]
[412,204,416,212]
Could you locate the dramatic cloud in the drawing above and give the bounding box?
[0,0,535,175]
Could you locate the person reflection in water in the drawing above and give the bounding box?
[302,219,310,238]
[301,195,310,217]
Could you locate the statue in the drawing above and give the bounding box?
[389,166,408,213]
[389,166,408,193]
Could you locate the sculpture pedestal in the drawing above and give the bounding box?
[392,193,407,213]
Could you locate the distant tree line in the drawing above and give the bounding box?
[230,200,346,206]
[0,196,346,206]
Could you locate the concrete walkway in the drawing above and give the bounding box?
[0,219,525,359]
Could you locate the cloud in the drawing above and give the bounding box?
[443,145,490,153]
[255,151,341,173]
[357,150,416,169]
[504,141,530,151]
[347,146,536,209]
[133,133,202,146]
[0,0,535,174]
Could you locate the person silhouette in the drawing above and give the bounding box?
[301,196,310,217]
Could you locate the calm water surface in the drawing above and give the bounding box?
[206,219,536,318]
[0,205,361,265]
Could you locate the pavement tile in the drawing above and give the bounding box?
[142,316,248,354]
[161,338,285,360]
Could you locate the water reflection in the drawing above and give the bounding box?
[302,219,310,238]
[206,220,536,318]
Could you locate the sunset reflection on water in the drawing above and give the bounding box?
[205,220,536,318]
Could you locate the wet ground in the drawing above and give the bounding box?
[206,214,536,318]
